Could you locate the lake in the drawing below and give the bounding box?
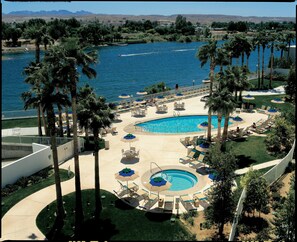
[2,41,279,113]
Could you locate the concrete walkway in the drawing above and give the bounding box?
[0,87,287,241]
[235,159,282,175]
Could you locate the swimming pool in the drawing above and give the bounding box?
[136,115,232,134]
[151,169,198,191]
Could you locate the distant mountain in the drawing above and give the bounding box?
[5,10,93,15]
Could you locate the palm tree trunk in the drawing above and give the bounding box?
[269,43,274,89]
[287,42,291,61]
[47,106,65,222]
[222,113,230,141]
[37,105,42,136]
[69,61,84,234]
[257,45,261,89]
[246,54,250,71]
[94,130,102,221]
[207,63,215,142]
[261,47,265,88]
[65,107,71,137]
[218,222,225,240]
[217,114,222,140]
[58,106,64,137]
[35,42,40,63]
[41,108,48,136]
[241,52,244,67]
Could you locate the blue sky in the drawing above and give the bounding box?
[2,1,296,18]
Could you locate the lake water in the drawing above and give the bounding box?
[2,41,279,112]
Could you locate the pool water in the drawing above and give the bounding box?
[151,169,198,191]
[136,115,232,134]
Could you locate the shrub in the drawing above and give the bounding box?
[261,205,270,214]
[271,191,281,202]
[188,217,195,226]
[181,212,190,220]
[255,228,271,241]
[237,223,251,235]
[189,210,198,217]
[270,180,284,193]
[15,176,29,188]
[30,175,42,184]
[36,167,51,179]
[1,187,11,197]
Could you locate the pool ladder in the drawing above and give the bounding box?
[150,162,169,181]
[173,111,180,117]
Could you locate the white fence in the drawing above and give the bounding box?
[228,140,295,241]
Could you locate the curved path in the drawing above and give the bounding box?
[1,87,285,240]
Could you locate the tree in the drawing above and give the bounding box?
[205,87,233,140]
[252,33,262,89]
[78,94,116,221]
[265,116,295,156]
[77,84,96,144]
[285,66,296,101]
[23,23,47,63]
[268,32,276,89]
[22,61,48,136]
[243,169,270,217]
[45,37,98,234]
[284,32,295,61]
[273,174,295,241]
[197,39,218,141]
[259,31,269,88]
[25,61,70,232]
[204,143,237,239]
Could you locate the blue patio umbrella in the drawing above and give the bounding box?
[115,167,139,193]
[121,133,139,148]
[232,116,243,127]
[266,108,279,116]
[147,177,171,199]
[208,172,220,181]
[196,142,210,152]
[271,98,284,104]
[198,121,214,136]
[133,98,146,105]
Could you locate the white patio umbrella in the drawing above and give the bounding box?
[136,90,148,95]
[242,94,255,108]
[271,98,285,104]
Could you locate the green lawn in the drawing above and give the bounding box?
[248,78,286,90]
[36,189,194,241]
[226,136,281,169]
[248,94,294,114]
[1,169,74,218]
[2,117,39,129]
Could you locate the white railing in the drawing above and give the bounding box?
[228,139,295,241]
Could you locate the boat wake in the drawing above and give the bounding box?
[119,52,158,57]
[172,49,195,52]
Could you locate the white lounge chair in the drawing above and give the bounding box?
[179,150,196,164]
[189,153,205,168]
[180,195,197,212]
[163,195,174,213]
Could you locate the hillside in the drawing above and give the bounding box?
[2,11,295,25]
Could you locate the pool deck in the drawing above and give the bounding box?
[1,88,284,241]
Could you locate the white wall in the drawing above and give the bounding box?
[2,143,52,188]
[57,140,74,164]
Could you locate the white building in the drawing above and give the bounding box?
[284,45,296,63]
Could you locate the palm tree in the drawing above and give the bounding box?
[284,32,295,61]
[243,38,253,71]
[215,48,229,74]
[221,92,237,141]
[24,61,71,229]
[205,88,229,140]
[252,34,261,89]
[275,33,287,60]
[259,31,269,88]
[23,61,48,136]
[77,84,96,144]
[268,32,277,89]
[197,39,218,141]
[45,37,98,233]
[77,95,116,221]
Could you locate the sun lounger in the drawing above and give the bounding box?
[179,150,196,164]
[133,188,150,202]
[163,195,174,213]
[190,136,198,146]
[140,192,158,210]
[180,195,197,212]
[180,136,191,146]
[117,180,139,192]
[189,153,205,168]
